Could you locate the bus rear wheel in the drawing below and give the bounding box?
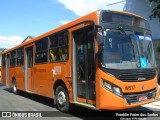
[55,85,70,112]
[12,80,18,94]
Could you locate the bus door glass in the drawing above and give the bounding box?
[25,46,33,91]
[74,26,95,104]
[6,54,10,86]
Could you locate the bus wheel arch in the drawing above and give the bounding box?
[53,79,70,112]
[12,77,18,94]
[53,79,69,96]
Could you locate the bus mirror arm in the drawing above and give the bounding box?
[96,43,104,58]
[95,24,104,30]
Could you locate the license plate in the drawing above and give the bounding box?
[139,95,148,102]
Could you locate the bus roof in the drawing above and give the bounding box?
[3,10,144,54]
[108,10,143,19]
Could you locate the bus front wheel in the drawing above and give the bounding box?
[55,85,70,112]
[12,80,18,94]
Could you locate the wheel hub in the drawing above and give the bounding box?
[13,83,16,92]
[57,91,66,105]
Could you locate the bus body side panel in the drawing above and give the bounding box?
[16,66,25,91]
[9,68,16,87]
[2,66,25,91]
[49,62,72,99]
[1,68,6,85]
[33,62,72,99]
[67,31,74,102]
[33,63,53,98]
[96,65,116,109]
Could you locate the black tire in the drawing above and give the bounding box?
[55,85,70,112]
[12,80,18,94]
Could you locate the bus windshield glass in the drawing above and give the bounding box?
[100,29,156,69]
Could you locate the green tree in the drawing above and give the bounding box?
[149,0,160,21]
[0,49,6,56]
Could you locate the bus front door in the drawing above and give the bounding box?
[25,47,33,92]
[73,27,95,105]
[6,54,10,86]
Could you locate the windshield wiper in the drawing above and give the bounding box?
[117,26,127,36]
[117,27,138,63]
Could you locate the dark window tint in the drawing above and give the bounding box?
[2,54,6,67]
[27,47,33,68]
[17,47,24,66]
[36,41,42,52]
[49,31,69,62]
[35,38,48,63]
[50,35,58,48]
[10,50,16,67]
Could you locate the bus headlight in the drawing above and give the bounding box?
[156,83,159,90]
[156,83,159,95]
[113,87,121,95]
[103,81,112,91]
[102,79,123,97]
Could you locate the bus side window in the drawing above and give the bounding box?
[61,46,68,61]
[59,48,63,61]
[2,54,6,68]
[17,47,24,66]
[10,50,16,67]
[50,49,57,61]
[49,31,69,62]
[35,38,48,64]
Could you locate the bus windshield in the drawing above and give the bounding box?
[100,29,156,69]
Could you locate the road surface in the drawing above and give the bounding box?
[0,83,159,120]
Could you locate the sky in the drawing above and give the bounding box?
[0,0,123,48]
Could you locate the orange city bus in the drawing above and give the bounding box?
[1,10,159,111]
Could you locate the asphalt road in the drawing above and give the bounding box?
[0,83,159,120]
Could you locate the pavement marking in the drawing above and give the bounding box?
[148,101,160,105]
[142,104,160,110]
[59,117,75,120]
[142,101,160,110]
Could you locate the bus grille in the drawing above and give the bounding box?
[124,89,156,104]
[118,69,156,82]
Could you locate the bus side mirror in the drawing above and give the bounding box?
[95,24,105,58]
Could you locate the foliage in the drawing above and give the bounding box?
[157,44,160,52]
[149,0,160,21]
[0,49,6,56]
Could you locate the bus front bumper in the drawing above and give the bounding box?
[98,87,159,110]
